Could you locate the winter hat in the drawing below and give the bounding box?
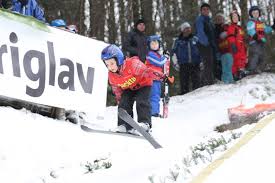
[134,19,145,27]
[230,10,240,21]
[200,2,211,10]
[18,0,28,6]
[1,0,12,9]
[249,6,261,18]
[180,22,191,31]
[215,13,225,19]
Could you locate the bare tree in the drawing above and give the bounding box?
[107,0,117,43]
[118,0,127,45]
[140,0,155,35]
[88,0,106,40]
[240,0,248,27]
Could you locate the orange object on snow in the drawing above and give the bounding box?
[228,103,275,124]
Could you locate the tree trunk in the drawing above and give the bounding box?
[107,0,117,44]
[132,0,140,22]
[89,0,106,40]
[240,0,248,27]
[140,0,154,35]
[118,0,126,45]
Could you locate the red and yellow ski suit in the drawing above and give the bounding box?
[109,56,162,102]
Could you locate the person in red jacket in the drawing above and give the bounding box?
[227,10,247,80]
[101,44,164,134]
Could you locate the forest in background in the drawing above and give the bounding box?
[38,0,275,104]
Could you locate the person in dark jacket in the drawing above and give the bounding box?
[1,0,12,9]
[214,13,225,81]
[11,0,45,22]
[123,19,148,62]
[195,3,217,86]
[172,22,201,95]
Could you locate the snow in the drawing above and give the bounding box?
[204,117,275,183]
[1,73,275,183]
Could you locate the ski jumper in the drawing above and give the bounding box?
[109,57,162,130]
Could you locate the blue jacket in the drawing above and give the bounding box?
[195,15,216,48]
[12,0,45,22]
[172,34,201,65]
[146,51,168,68]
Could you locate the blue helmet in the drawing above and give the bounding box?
[50,19,67,27]
[147,35,161,50]
[101,44,124,66]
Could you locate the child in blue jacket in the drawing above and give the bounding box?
[145,35,169,117]
[246,6,273,74]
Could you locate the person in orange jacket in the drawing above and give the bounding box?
[227,10,247,80]
[101,44,165,134]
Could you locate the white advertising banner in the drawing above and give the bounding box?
[0,9,108,119]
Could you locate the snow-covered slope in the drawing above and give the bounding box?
[0,73,275,183]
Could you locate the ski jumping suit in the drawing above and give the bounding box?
[247,18,272,73]
[227,23,247,76]
[109,57,162,130]
[218,24,234,83]
[145,50,167,116]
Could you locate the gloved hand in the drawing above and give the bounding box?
[163,75,175,84]
[216,52,221,61]
[171,54,179,71]
[231,44,237,54]
[252,34,258,41]
[272,18,275,30]
[199,62,204,71]
[163,50,170,59]
[173,63,180,72]
[153,71,164,81]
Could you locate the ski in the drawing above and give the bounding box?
[80,123,145,139]
[118,108,162,149]
[162,59,171,118]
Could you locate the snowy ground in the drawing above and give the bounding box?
[0,73,275,183]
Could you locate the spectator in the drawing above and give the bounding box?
[1,0,12,9]
[172,22,201,95]
[67,24,78,33]
[11,0,45,22]
[123,19,148,62]
[101,45,165,134]
[195,3,217,86]
[246,6,273,74]
[145,35,169,117]
[227,10,247,80]
[214,13,225,81]
[217,23,234,84]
